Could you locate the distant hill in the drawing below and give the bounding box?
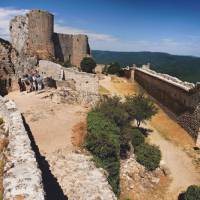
[92,50,200,83]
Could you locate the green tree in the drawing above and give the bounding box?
[106,62,121,75]
[125,94,158,127]
[80,57,96,73]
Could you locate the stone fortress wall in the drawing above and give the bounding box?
[134,67,200,147]
[38,60,99,105]
[0,96,45,199]
[10,10,90,67]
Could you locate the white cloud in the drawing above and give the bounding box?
[0,7,199,56]
[54,23,117,42]
[0,7,28,40]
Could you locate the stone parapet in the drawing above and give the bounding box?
[0,96,45,200]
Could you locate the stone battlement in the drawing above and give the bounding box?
[136,67,196,92]
[0,96,45,199]
[134,67,200,147]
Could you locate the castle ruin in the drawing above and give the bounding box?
[133,66,200,147]
[10,10,90,66]
[0,10,91,95]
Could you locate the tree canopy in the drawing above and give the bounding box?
[80,57,96,73]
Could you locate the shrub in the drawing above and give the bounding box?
[135,143,161,171]
[85,111,120,195]
[184,185,200,200]
[120,126,145,158]
[131,128,145,148]
[80,57,96,73]
[94,96,129,128]
[106,62,121,75]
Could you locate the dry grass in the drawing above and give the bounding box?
[72,121,87,147]
[99,85,110,95]
[120,175,171,200]
[110,77,139,96]
[149,106,195,148]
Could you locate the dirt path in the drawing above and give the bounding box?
[8,90,88,154]
[100,75,200,199]
[145,122,200,199]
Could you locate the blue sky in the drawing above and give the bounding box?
[0,0,200,56]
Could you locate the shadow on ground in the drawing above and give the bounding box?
[22,115,68,200]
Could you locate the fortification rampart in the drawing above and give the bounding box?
[134,67,200,147]
[0,96,45,199]
[53,33,90,67]
[9,10,90,67]
[38,60,99,104]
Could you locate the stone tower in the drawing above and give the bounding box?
[72,34,91,67]
[10,10,91,67]
[53,33,91,67]
[27,10,55,59]
[10,10,55,60]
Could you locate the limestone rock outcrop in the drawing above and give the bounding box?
[120,155,164,200]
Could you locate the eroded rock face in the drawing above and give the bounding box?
[0,96,45,200]
[47,151,117,200]
[120,155,164,199]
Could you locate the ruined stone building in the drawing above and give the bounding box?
[0,10,91,95]
[133,67,200,147]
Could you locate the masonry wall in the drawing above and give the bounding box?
[10,16,29,54]
[0,39,15,96]
[0,96,45,199]
[134,68,200,146]
[72,34,90,67]
[53,33,73,63]
[38,60,99,104]
[27,10,55,59]
[134,69,200,114]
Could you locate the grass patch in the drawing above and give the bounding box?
[99,86,110,95]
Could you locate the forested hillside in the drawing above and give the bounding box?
[92,50,200,83]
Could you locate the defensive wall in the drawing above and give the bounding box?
[10,10,90,66]
[134,67,200,147]
[0,96,45,199]
[38,60,99,105]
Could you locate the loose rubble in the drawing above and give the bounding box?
[120,154,165,199]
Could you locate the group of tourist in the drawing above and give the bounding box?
[18,70,44,93]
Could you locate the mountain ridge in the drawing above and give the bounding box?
[92,50,200,83]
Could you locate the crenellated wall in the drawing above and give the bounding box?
[134,67,200,147]
[0,96,45,199]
